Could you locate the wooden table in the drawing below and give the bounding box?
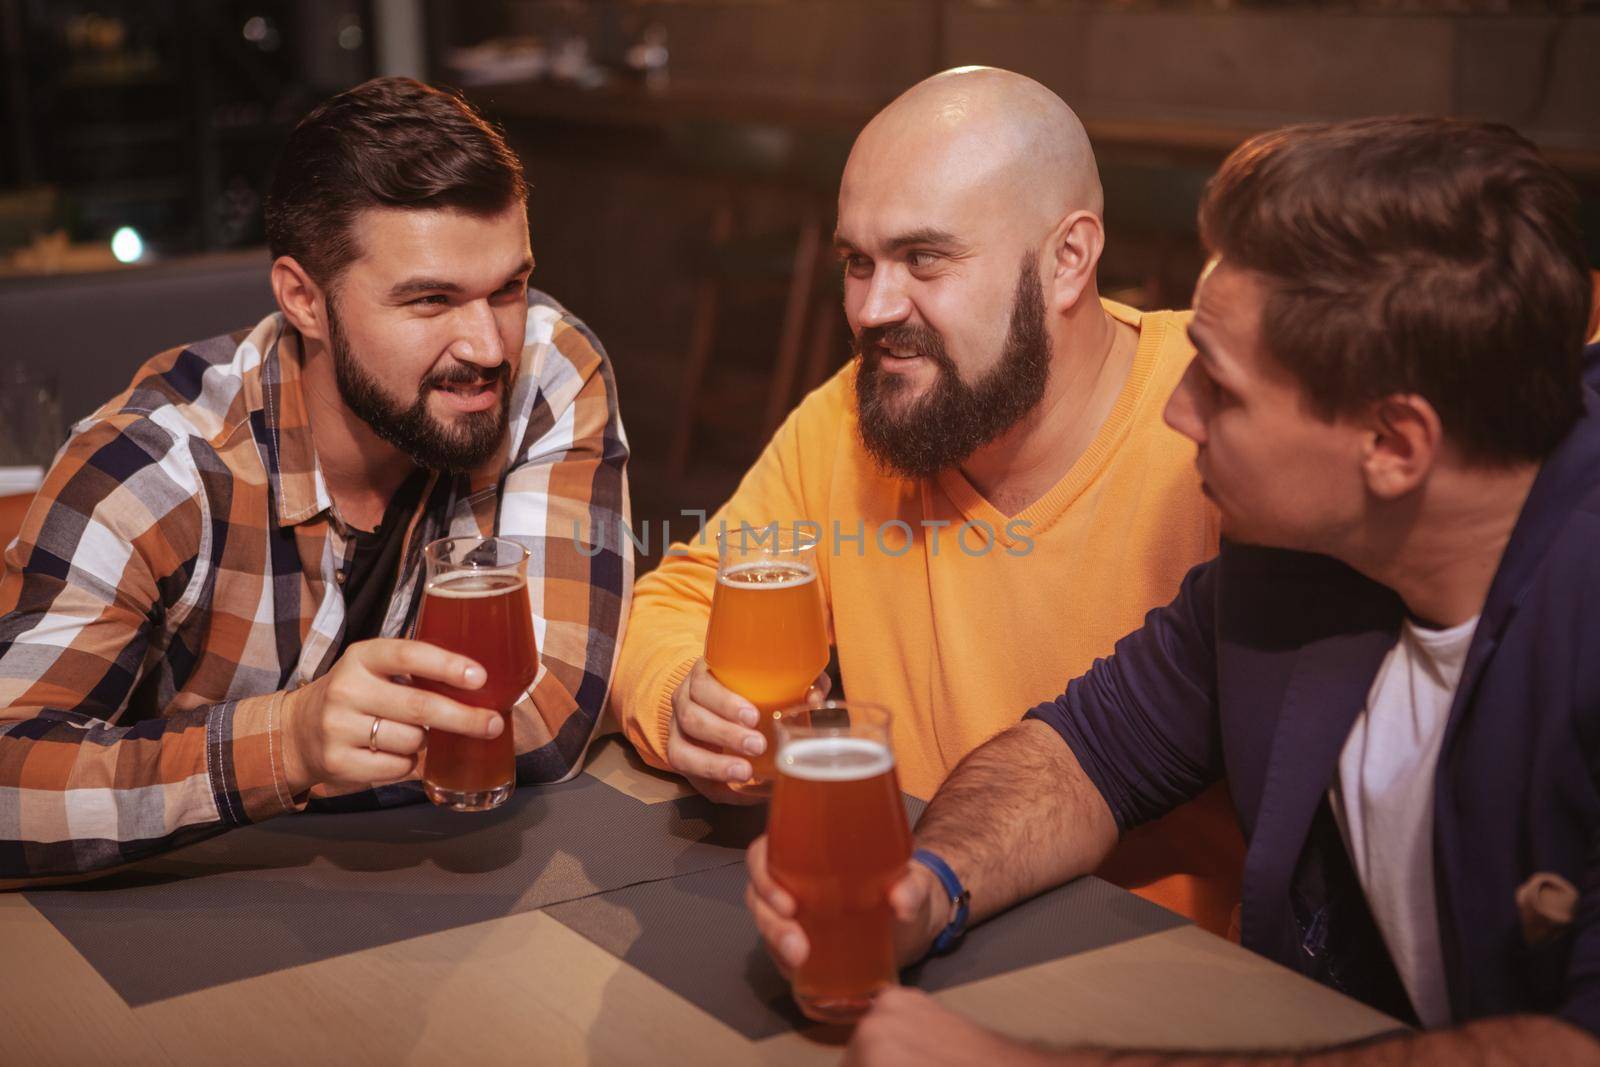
[0,738,1399,1065]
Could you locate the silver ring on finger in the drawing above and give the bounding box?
[368,716,384,753]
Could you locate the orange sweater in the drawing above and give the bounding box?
[615,301,1243,934]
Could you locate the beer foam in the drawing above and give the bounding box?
[424,572,526,598]
[779,737,894,781]
[717,560,816,590]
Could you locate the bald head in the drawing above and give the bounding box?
[846,67,1102,229]
[834,67,1112,467]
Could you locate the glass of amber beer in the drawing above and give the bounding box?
[414,536,537,812]
[767,701,912,1023]
[704,525,828,796]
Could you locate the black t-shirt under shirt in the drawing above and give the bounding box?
[337,472,428,654]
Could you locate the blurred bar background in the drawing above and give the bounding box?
[3,0,1597,560]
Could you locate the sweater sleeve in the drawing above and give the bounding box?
[611,371,848,769]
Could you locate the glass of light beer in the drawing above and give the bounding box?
[767,701,912,1023]
[703,525,828,796]
[414,536,537,812]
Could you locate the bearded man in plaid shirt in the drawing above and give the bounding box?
[0,78,632,879]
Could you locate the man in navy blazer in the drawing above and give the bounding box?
[749,117,1600,1063]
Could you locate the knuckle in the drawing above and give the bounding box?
[678,703,722,743]
[690,671,732,709]
[402,687,434,723]
[390,640,437,679]
[667,740,711,777]
[409,692,444,727]
[327,676,360,710]
[434,697,475,732]
[395,640,429,674]
[360,638,400,668]
[412,687,444,723]
[388,723,425,753]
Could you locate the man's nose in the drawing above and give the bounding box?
[450,301,506,369]
[856,269,911,329]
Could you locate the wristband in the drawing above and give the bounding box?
[912,848,970,954]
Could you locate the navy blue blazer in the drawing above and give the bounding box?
[1030,353,1600,1036]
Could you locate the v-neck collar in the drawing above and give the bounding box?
[932,300,1168,546]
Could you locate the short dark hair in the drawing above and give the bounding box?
[265,76,526,289]
[1199,117,1592,463]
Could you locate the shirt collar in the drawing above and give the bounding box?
[249,315,334,528]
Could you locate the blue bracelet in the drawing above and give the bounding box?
[912,848,970,954]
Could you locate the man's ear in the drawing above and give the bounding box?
[271,256,330,344]
[1046,209,1106,313]
[1361,393,1444,500]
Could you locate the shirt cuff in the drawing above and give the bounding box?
[209,691,304,826]
[655,655,699,760]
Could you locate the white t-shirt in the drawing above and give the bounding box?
[1329,614,1478,1029]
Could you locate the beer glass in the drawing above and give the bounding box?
[414,536,537,811]
[703,525,828,796]
[767,701,912,1023]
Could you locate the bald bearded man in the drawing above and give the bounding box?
[612,68,1242,932]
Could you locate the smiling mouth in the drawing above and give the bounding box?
[437,380,494,395]
[431,377,501,412]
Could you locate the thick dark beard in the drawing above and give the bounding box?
[854,254,1051,479]
[327,297,511,474]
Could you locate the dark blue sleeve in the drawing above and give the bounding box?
[1023,556,1224,832]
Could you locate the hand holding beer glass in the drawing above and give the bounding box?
[703,526,829,796]
[413,536,538,811]
[765,701,912,1023]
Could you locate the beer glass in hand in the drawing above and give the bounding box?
[415,536,537,811]
[767,701,911,1023]
[704,526,828,796]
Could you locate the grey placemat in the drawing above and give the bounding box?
[545,863,1188,1040]
[25,775,765,1005]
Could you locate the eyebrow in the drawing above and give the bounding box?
[832,228,965,255]
[386,258,534,301]
[887,228,962,252]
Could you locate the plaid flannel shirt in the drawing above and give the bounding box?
[0,289,631,879]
